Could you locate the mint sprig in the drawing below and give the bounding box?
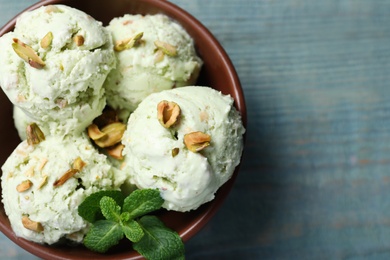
[78,189,185,259]
[78,190,125,223]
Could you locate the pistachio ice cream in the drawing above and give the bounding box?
[0,5,116,136]
[104,14,203,116]
[1,132,126,244]
[121,86,245,212]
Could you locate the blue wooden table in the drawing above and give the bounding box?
[2,0,390,259]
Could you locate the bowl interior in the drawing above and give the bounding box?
[0,0,246,259]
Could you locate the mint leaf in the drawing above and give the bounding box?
[121,212,131,222]
[78,190,125,223]
[79,189,183,258]
[84,220,124,253]
[100,196,122,222]
[121,219,144,243]
[133,215,185,260]
[122,189,164,219]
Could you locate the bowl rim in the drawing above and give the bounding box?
[0,0,247,259]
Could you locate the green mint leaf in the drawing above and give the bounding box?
[121,219,144,243]
[83,220,124,253]
[100,196,122,222]
[78,190,125,223]
[121,212,131,223]
[122,189,164,219]
[133,215,185,260]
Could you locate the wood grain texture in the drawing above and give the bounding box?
[171,0,390,259]
[2,0,390,259]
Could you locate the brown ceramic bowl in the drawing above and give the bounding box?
[0,0,246,259]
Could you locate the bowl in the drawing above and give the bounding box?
[0,0,247,259]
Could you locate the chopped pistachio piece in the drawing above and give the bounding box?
[106,143,125,160]
[154,40,177,56]
[12,38,45,69]
[184,131,211,152]
[114,32,143,51]
[37,175,48,190]
[40,32,53,49]
[55,98,68,108]
[87,124,107,140]
[154,49,165,63]
[26,123,45,146]
[53,169,78,187]
[16,180,33,192]
[94,122,126,148]
[24,166,35,177]
[73,35,85,46]
[22,216,44,232]
[157,100,181,128]
[73,157,86,171]
[44,5,60,13]
[172,147,180,157]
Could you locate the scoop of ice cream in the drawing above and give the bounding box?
[0,5,116,136]
[1,133,126,244]
[103,14,203,116]
[121,86,245,212]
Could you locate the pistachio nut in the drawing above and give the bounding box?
[44,5,60,13]
[53,169,78,187]
[184,131,211,152]
[40,32,53,49]
[157,100,181,128]
[172,147,180,157]
[22,216,44,232]
[154,40,177,57]
[16,180,33,192]
[87,123,107,140]
[12,38,45,69]
[73,157,86,171]
[24,166,35,177]
[26,123,45,146]
[114,32,143,51]
[94,122,126,148]
[154,49,165,63]
[55,98,68,108]
[73,35,85,46]
[37,175,48,190]
[106,143,125,160]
